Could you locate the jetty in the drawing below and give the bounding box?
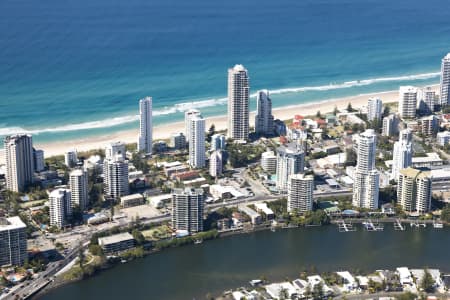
[394,219,405,231]
[336,220,356,232]
[362,219,384,231]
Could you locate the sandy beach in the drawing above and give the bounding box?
[35,86,438,157]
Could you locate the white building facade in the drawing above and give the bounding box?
[188,114,206,168]
[276,144,305,192]
[138,96,153,154]
[4,134,34,192]
[49,188,72,229]
[391,129,413,181]
[227,64,250,141]
[398,86,418,119]
[171,188,204,233]
[0,217,27,266]
[103,155,129,201]
[367,97,382,122]
[352,129,379,209]
[440,53,450,106]
[287,174,314,214]
[209,150,223,178]
[70,169,89,211]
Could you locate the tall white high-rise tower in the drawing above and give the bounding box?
[440,53,450,106]
[391,129,413,181]
[4,134,34,192]
[188,114,206,168]
[227,64,249,141]
[255,90,274,136]
[352,129,379,209]
[138,97,153,154]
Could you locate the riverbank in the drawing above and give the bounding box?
[34,85,438,157]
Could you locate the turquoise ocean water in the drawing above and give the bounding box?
[1,0,450,145]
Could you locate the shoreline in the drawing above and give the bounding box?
[34,85,438,157]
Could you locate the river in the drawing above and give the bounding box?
[38,225,450,300]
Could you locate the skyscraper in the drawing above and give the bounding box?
[255,90,274,136]
[0,217,27,267]
[184,109,201,142]
[33,148,45,172]
[367,97,383,122]
[391,129,413,181]
[103,155,129,201]
[382,114,399,137]
[419,86,436,114]
[105,142,126,161]
[227,64,249,141]
[4,134,34,192]
[171,188,204,233]
[440,53,450,107]
[138,97,153,154]
[210,134,226,151]
[287,174,314,214]
[209,150,223,178]
[352,129,379,209]
[276,143,305,192]
[64,149,78,168]
[70,169,89,211]
[49,188,72,229]
[398,86,418,119]
[188,114,206,168]
[398,167,432,214]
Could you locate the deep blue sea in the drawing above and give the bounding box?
[1,0,450,145]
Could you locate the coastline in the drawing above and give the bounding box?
[35,85,438,157]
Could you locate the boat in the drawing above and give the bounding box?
[249,279,263,286]
[194,239,203,244]
[433,222,444,229]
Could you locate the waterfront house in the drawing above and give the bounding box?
[336,271,358,292]
[265,282,298,300]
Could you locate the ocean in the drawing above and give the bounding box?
[1,0,450,145]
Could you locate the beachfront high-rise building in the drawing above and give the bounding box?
[382,114,399,137]
[276,143,305,192]
[138,96,153,154]
[352,129,379,209]
[64,149,78,168]
[255,90,274,136]
[49,188,72,229]
[4,134,34,193]
[209,150,223,178]
[0,216,27,267]
[398,167,432,214]
[391,129,413,181]
[398,86,418,119]
[184,109,201,142]
[171,188,204,233]
[227,64,250,141]
[188,114,206,169]
[210,134,226,152]
[367,97,383,122]
[103,155,129,201]
[69,169,89,211]
[419,87,436,115]
[105,142,126,161]
[440,53,450,107]
[33,148,45,172]
[287,174,314,214]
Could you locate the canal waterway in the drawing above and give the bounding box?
[39,225,450,300]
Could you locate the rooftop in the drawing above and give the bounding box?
[0,216,26,231]
[98,232,134,246]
